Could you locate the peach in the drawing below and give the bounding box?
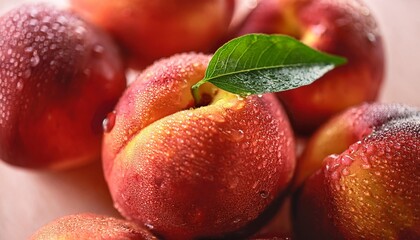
[102,53,296,239]
[0,4,126,169]
[292,103,420,239]
[70,0,235,69]
[30,213,157,240]
[234,0,385,134]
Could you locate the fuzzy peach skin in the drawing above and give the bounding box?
[234,0,385,134]
[70,0,235,69]
[102,53,296,239]
[0,4,126,169]
[30,213,157,240]
[292,103,420,239]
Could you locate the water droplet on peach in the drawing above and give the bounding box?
[93,44,104,55]
[334,183,341,191]
[16,81,23,91]
[361,163,371,169]
[103,111,116,133]
[233,218,241,224]
[259,191,269,199]
[341,168,350,176]
[229,129,244,142]
[40,25,48,33]
[331,171,340,180]
[144,222,154,230]
[366,32,376,42]
[208,113,225,123]
[30,54,40,66]
[341,155,354,166]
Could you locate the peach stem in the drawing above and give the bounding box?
[191,81,204,107]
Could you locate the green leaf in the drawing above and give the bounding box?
[192,34,346,99]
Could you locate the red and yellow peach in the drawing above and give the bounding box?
[102,53,296,239]
[0,4,126,169]
[293,103,420,239]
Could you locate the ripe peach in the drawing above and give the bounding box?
[293,103,420,239]
[30,213,157,240]
[102,53,296,239]
[70,0,235,69]
[234,0,385,134]
[0,4,126,169]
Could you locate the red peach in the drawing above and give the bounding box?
[234,0,385,134]
[30,213,157,240]
[293,103,420,239]
[70,0,235,69]
[102,53,296,239]
[0,4,126,169]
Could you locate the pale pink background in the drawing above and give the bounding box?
[0,0,419,239]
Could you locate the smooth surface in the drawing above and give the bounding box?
[0,0,419,239]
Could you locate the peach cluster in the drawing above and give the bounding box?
[0,0,418,240]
